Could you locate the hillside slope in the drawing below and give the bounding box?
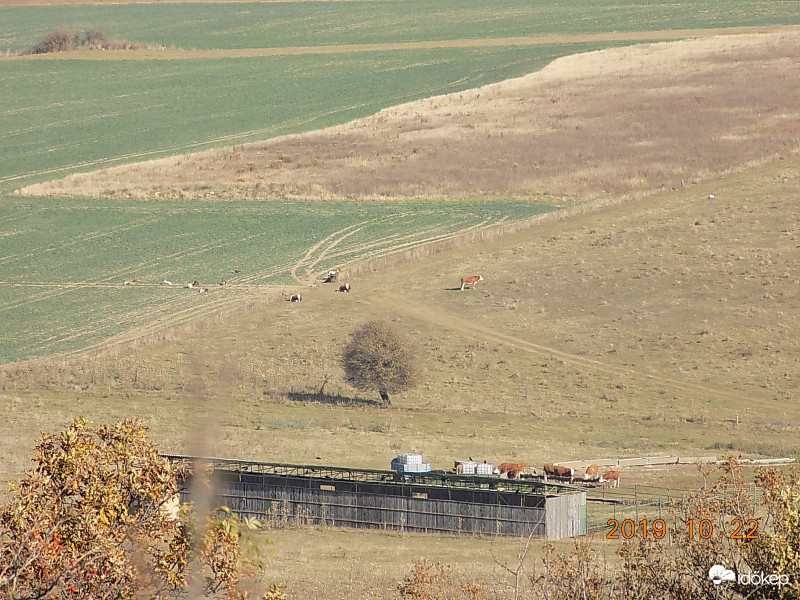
[22,29,800,202]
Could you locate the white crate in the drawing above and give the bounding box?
[391,460,431,473]
[475,463,494,476]
[456,461,477,475]
[395,453,423,465]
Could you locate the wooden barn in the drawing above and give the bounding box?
[164,455,586,540]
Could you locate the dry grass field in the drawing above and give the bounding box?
[3,31,800,599]
[23,30,800,203]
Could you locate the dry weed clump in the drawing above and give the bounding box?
[17,28,158,55]
[21,30,800,202]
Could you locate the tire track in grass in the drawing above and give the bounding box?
[33,290,236,353]
[29,279,265,354]
[328,217,496,266]
[300,224,369,280]
[289,219,378,283]
[0,214,162,266]
[2,99,381,189]
[379,297,758,404]
[56,289,268,357]
[0,228,269,314]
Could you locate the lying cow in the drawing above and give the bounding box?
[460,275,483,290]
[324,269,339,283]
[543,463,575,482]
[289,293,302,302]
[337,283,351,293]
[601,470,621,488]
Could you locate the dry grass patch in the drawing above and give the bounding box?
[22,29,800,202]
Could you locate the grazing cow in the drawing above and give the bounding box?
[198,287,210,294]
[543,464,575,482]
[584,464,600,481]
[494,462,526,478]
[219,279,227,286]
[234,269,242,274]
[337,283,351,293]
[123,279,137,286]
[460,275,483,290]
[161,279,173,286]
[324,269,339,283]
[289,293,302,302]
[185,280,201,289]
[601,470,621,488]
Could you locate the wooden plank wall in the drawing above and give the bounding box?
[545,493,587,540]
[191,478,586,538]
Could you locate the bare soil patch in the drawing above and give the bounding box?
[22,29,800,203]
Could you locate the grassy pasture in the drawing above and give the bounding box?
[2,0,799,54]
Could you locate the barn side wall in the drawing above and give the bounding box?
[545,492,587,540]
[182,470,585,539]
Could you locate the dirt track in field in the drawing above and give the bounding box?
[3,26,795,61]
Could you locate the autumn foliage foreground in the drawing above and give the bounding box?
[0,418,283,600]
[399,459,800,600]
[3,419,798,600]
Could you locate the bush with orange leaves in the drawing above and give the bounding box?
[0,417,277,600]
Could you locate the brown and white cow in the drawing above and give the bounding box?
[543,464,575,482]
[584,464,600,481]
[337,283,351,293]
[289,293,302,302]
[601,470,621,488]
[123,279,137,286]
[460,275,483,290]
[495,462,526,479]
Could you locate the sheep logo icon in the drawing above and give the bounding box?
[709,565,736,585]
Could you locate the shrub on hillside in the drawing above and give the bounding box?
[19,28,152,55]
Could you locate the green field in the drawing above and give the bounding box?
[2,0,799,54]
[0,197,554,362]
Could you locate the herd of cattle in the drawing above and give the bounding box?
[454,461,621,488]
[126,269,482,301]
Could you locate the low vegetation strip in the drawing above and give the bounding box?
[2,0,798,54]
[6,26,794,61]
